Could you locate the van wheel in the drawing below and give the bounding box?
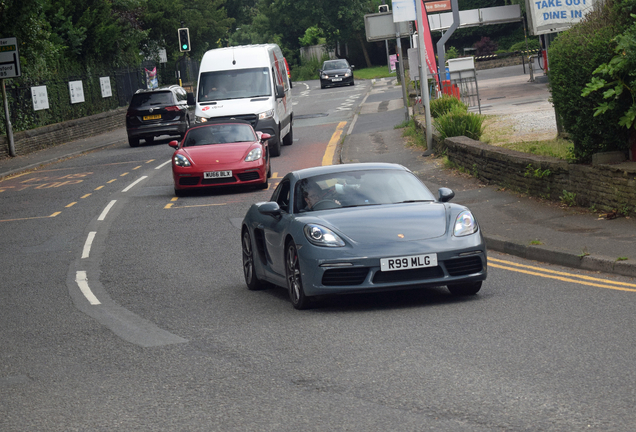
[283,124,294,146]
[270,134,281,157]
[128,137,140,147]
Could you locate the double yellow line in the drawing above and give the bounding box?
[490,257,636,292]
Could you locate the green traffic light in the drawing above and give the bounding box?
[182,44,188,49]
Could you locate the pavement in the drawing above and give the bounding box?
[2,66,636,278]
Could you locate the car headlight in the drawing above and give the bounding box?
[173,153,191,167]
[304,224,345,247]
[344,71,351,77]
[321,74,328,79]
[195,116,208,123]
[454,210,478,237]
[258,109,274,120]
[245,147,262,162]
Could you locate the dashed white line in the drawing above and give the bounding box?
[156,160,171,170]
[75,271,101,305]
[81,231,96,259]
[98,200,117,221]
[122,176,148,192]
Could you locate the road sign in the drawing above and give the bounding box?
[364,13,412,42]
[0,37,21,78]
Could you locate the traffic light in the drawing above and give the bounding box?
[178,28,191,52]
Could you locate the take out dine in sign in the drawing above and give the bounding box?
[526,0,595,35]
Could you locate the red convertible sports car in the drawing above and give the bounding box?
[169,120,272,196]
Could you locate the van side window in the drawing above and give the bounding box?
[280,61,289,91]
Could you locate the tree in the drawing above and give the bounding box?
[142,0,233,60]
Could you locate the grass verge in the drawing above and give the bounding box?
[395,119,427,150]
[354,66,396,80]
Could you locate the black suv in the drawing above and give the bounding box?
[126,85,195,147]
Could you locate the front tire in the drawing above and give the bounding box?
[282,123,294,146]
[447,281,482,296]
[270,134,281,157]
[128,137,140,147]
[242,230,268,290]
[286,242,310,309]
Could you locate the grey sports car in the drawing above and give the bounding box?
[241,163,487,309]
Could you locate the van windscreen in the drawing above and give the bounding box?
[198,68,271,102]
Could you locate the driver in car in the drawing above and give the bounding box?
[302,180,341,210]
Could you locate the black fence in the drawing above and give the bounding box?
[0,58,201,135]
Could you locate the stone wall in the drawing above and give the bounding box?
[1,107,127,158]
[437,135,636,215]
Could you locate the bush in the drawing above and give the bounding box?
[510,39,541,52]
[473,37,498,56]
[549,0,634,162]
[292,54,331,81]
[430,95,467,118]
[433,106,485,141]
[446,46,460,60]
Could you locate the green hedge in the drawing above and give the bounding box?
[549,0,635,162]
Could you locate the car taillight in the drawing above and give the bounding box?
[164,106,180,111]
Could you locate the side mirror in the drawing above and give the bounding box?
[351,65,355,69]
[438,187,455,202]
[187,92,195,105]
[260,133,271,142]
[168,140,179,148]
[258,201,282,218]
[275,84,285,99]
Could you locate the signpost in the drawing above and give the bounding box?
[0,37,21,157]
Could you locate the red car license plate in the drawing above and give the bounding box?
[204,170,232,179]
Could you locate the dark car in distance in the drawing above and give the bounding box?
[126,85,195,147]
[319,59,355,89]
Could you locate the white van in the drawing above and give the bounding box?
[195,44,293,157]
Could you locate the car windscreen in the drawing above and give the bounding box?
[323,61,349,70]
[294,169,436,212]
[183,124,257,147]
[198,68,271,102]
[130,91,174,107]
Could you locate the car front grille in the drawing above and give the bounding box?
[444,256,483,276]
[372,266,445,284]
[237,172,260,181]
[212,114,258,128]
[322,267,369,286]
[201,177,237,185]
[179,177,200,186]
